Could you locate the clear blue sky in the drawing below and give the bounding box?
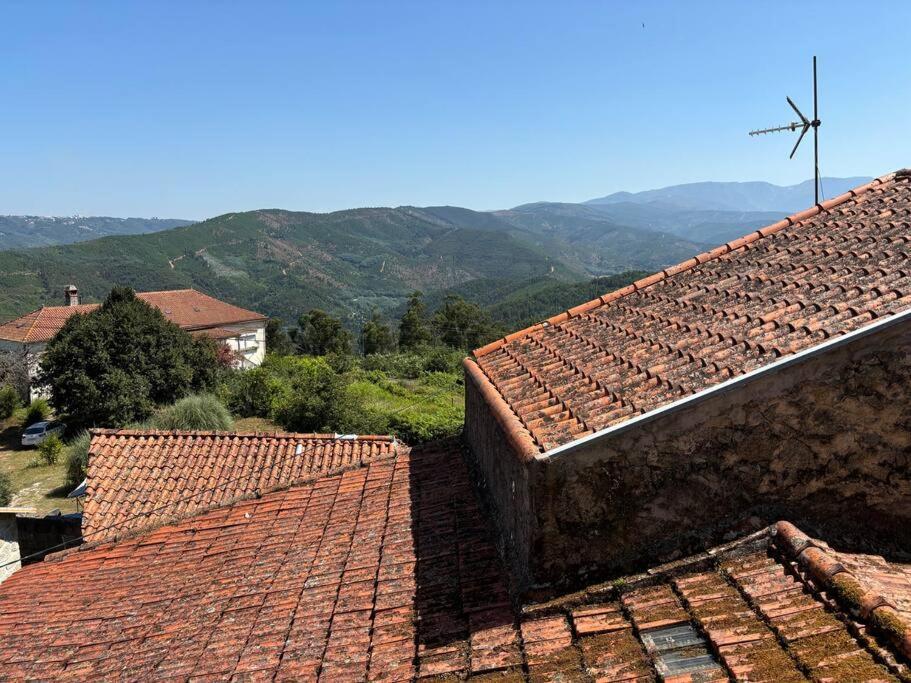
[1,1,908,219]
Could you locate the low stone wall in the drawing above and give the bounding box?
[465,315,911,594]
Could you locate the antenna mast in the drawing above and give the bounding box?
[749,56,822,204]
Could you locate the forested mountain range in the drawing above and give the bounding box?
[0,206,700,324]
[0,176,869,329]
[0,215,193,250]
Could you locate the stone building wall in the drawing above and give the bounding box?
[465,314,911,594]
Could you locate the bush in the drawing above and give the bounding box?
[219,367,286,418]
[269,356,359,433]
[0,471,11,506]
[24,398,51,426]
[65,430,92,487]
[388,411,462,444]
[37,433,63,465]
[0,385,20,420]
[149,394,234,432]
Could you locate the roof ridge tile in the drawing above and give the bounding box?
[773,521,911,662]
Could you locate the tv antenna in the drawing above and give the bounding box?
[749,56,822,204]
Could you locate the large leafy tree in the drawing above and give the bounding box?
[432,295,503,350]
[360,312,395,356]
[265,317,294,356]
[295,309,352,356]
[39,286,217,427]
[398,291,431,350]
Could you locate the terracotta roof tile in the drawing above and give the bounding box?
[0,289,265,344]
[82,430,403,542]
[471,170,911,452]
[1,432,908,682]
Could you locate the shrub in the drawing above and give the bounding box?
[24,398,51,426]
[219,368,286,418]
[269,356,359,433]
[65,430,92,487]
[149,394,234,431]
[0,385,20,420]
[388,411,462,445]
[0,471,11,506]
[37,433,64,465]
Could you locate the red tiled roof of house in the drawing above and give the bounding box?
[82,429,403,542]
[0,440,908,680]
[0,288,266,344]
[469,170,911,452]
[0,304,99,344]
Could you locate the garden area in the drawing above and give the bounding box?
[0,287,483,508]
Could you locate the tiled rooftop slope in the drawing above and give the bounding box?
[0,288,265,344]
[471,170,911,452]
[0,439,909,680]
[83,430,403,542]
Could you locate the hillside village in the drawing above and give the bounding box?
[0,170,908,680]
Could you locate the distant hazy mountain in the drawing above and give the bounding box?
[0,215,194,250]
[586,177,872,213]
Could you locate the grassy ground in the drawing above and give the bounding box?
[0,411,75,515]
[347,371,464,442]
[234,416,284,433]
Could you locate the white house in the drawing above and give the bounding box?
[0,286,268,400]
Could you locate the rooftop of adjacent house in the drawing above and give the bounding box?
[0,288,266,344]
[469,170,911,453]
[0,434,908,681]
[82,429,404,542]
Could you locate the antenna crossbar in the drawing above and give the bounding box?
[747,56,822,205]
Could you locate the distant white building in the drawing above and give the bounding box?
[0,286,267,400]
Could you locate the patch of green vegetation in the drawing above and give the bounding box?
[0,411,74,515]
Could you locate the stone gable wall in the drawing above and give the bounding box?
[465,316,911,594]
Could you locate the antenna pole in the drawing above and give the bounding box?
[748,56,822,206]
[813,56,819,205]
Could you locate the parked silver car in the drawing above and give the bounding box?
[21,420,66,447]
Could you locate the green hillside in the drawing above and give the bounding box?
[0,207,580,323]
[0,205,704,326]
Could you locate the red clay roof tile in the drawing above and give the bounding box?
[0,289,265,344]
[471,170,911,452]
[1,433,909,682]
[82,430,403,542]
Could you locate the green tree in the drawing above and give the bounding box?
[296,309,352,356]
[432,295,503,350]
[39,286,217,427]
[361,312,395,356]
[398,291,431,350]
[265,318,294,356]
[0,385,19,420]
[269,356,356,432]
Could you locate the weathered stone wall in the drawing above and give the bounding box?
[0,514,22,584]
[529,316,911,590]
[465,316,911,595]
[463,366,536,590]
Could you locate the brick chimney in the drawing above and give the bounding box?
[64,285,79,307]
